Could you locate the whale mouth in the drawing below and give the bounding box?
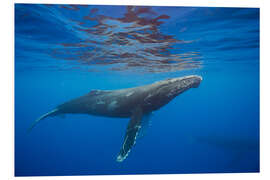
[183,75,202,88]
[192,76,203,88]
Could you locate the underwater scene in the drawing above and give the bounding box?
[15,4,259,176]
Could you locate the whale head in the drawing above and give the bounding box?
[143,75,202,111]
[159,75,202,97]
[168,75,202,89]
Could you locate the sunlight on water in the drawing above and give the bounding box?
[16,4,202,73]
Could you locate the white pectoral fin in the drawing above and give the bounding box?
[137,113,153,139]
[116,107,143,162]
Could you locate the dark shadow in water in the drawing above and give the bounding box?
[190,134,259,171]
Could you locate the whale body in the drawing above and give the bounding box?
[29,75,202,162]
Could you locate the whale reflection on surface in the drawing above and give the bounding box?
[47,5,202,73]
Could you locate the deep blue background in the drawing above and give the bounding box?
[15,4,259,176]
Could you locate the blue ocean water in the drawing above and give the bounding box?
[15,4,259,176]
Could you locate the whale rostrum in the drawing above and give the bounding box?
[28,75,202,162]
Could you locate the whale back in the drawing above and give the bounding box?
[56,86,148,117]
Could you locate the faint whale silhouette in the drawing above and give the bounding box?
[29,75,202,162]
[190,134,259,170]
[191,135,259,151]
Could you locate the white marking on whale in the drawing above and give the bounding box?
[126,91,134,97]
[108,100,118,111]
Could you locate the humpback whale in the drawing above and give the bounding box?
[29,75,202,162]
